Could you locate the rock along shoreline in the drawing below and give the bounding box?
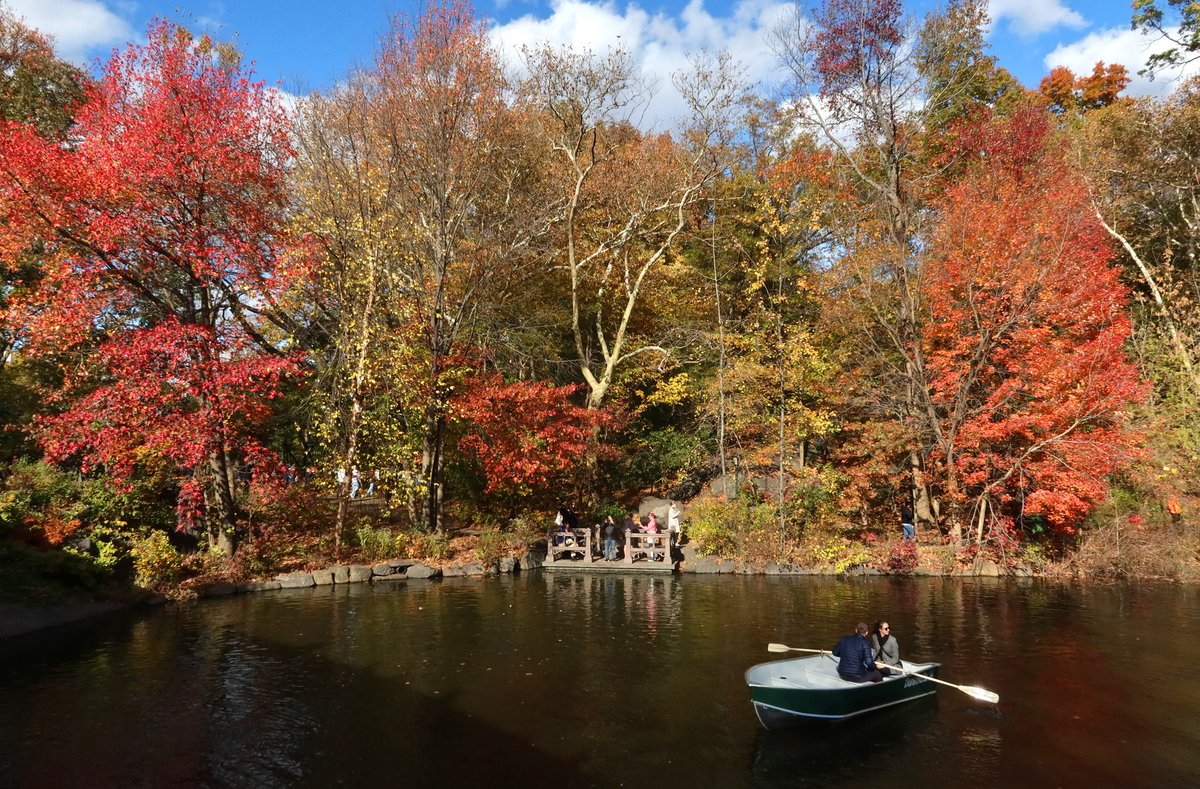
[0,544,1040,640]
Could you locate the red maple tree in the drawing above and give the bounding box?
[453,374,607,499]
[0,22,303,553]
[922,108,1147,540]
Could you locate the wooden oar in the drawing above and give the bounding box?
[766,642,1000,704]
[889,664,999,704]
[767,642,829,656]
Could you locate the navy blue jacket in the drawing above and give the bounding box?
[832,634,875,678]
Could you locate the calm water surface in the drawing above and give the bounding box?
[1,574,1197,788]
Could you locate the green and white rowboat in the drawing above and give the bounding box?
[745,654,941,729]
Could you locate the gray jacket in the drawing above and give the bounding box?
[869,634,901,667]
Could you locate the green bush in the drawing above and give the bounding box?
[356,526,395,561]
[686,496,778,559]
[475,529,507,565]
[809,536,872,574]
[422,531,452,561]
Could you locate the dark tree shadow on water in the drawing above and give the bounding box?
[0,604,587,789]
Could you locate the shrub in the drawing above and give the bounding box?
[356,526,395,561]
[686,495,781,561]
[885,540,919,574]
[475,529,508,565]
[128,530,185,590]
[808,536,872,574]
[421,531,452,561]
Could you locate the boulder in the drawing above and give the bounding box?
[975,559,1002,577]
[406,563,441,580]
[637,496,672,522]
[332,566,351,584]
[239,581,282,593]
[348,565,374,583]
[276,572,315,589]
[199,583,238,597]
[371,562,393,576]
[498,557,517,574]
[519,550,545,571]
[312,569,336,586]
[764,563,806,575]
[685,554,728,574]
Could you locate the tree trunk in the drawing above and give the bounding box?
[909,450,939,539]
[208,444,240,556]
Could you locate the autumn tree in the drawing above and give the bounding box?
[0,9,90,462]
[453,374,606,506]
[0,23,301,555]
[1077,79,1200,476]
[522,47,746,411]
[0,6,87,138]
[1133,0,1200,76]
[921,109,1146,541]
[692,111,842,529]
[1038,63,1130,115]
[296,2,553,533]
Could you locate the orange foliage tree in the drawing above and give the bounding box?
[921,108,1147,542]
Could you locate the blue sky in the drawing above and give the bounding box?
[11,1,1194,117]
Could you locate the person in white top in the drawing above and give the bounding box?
[668,501,682,547]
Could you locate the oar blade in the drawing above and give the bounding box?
[963,686,1000,704]
[767,643,790,653]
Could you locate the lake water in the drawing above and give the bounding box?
[1,574,1197,787]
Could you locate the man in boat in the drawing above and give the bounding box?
[832,623,885,683]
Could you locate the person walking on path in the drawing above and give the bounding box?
[900,502,916,543]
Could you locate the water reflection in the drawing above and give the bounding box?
[1,576,1199,787]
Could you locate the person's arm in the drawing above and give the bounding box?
[832,639,843,658]
[886,638,901,665]
[860,640,876,672]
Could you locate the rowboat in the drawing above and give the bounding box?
[745,654,941,729]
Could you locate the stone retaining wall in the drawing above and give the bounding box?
[189,544,1033,599]
[193,550,545,599]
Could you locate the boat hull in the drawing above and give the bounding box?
[746,657,940,729]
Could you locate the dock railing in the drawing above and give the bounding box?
[548,527,594,563]
[625,531,669,564]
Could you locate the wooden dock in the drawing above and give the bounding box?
[543,528,675,572]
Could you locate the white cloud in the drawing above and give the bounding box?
[988,0,1085,37]
[1044,26,1200,98]
[490,0,795,130]
[7,0,132,65]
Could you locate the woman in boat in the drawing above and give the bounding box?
[832,623,884,683]
[870,621,901,676]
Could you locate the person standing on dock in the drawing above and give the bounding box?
[602,516,618,561]
[832,623,884,683]
[668,501,682,547]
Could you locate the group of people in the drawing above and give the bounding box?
[832,621,902,683]
[555,503,684,562]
